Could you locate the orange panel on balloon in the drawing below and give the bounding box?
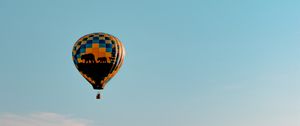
[92,48,99,57]
[99,52,106,57]
[99,48,106,52]
[92,43,99,48]
[86,48,93,54]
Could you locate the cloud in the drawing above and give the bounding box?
[0,112,92,126]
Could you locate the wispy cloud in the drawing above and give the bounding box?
[0,112,92,126]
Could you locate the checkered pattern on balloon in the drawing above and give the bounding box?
[72,33,125,90]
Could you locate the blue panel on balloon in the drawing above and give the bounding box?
[106,44,112,48]
[93,37,99,43]
[86,43,92,48]
[80,48,85,53]
[76,54,80,58]
[106,48,112,52]
[99,44,106,47]
[99,40,105,44]
[87,40,92,44]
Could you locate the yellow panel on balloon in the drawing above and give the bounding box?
[105,53,112,57]
[105,40,112,44]
[99,48,106,52]
[92,48,99,58]
[99,52,106,57]
[86,48,93,54]
[92,43,99,48]
[87,77,93,83]
[81,41,86,45]
[78,58,82,63]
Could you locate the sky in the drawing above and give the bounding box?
[0,0,300,126]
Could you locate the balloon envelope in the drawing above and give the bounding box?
[72,32,125,90]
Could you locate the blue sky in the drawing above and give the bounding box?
[0,0,299,126]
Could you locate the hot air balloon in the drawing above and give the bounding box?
[72,32,125,99]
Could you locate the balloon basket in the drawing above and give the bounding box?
[96,91,101,99]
